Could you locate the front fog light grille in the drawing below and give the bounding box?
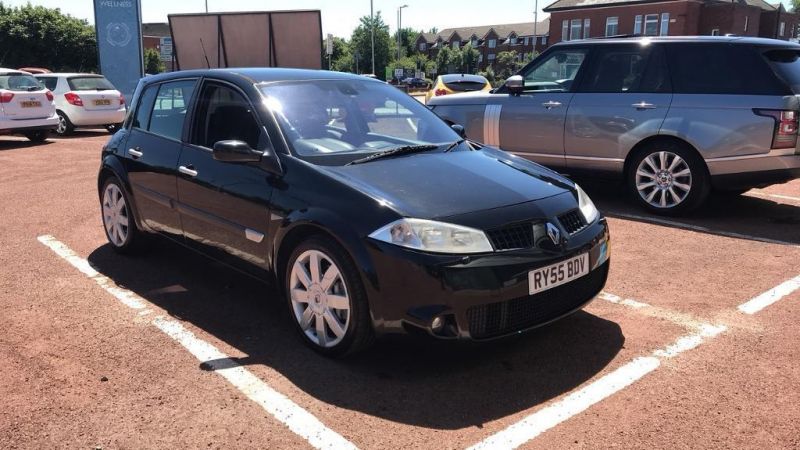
[485,223,535,250]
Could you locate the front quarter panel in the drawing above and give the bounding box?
[430,103,488,143]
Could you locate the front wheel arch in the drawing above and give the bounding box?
[623,135,709,182]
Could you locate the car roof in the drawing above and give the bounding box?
[142,67,384,86]
[0,67,28,75]
[33,73,106,78]
[555,35,800,47]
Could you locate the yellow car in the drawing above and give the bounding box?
[425,73,492,103]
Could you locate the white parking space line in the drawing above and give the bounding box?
[468,324,726,450]
[610,212,800,248]
[598,292,649,309]
[598,292,715,332]
[748,191,800,203]
[737,275,800,315]
[37,235,358,450]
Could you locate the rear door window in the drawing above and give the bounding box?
[579,45,648,93]
[666,43,788,95]
[146,80,197,141]
[38,77,58,91]
[0,73,42,91]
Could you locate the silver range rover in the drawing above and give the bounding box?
[429,36,800,215]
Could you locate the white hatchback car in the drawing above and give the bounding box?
[0,68,58,142]
[35,73,126,135]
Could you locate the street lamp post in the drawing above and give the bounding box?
[533,0,538,48]
[370,0,375,75]
[205,0,208,13]
[397,4,408,61]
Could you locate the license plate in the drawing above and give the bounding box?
[20,101,41,108]
[529,253,590,295]
[95,99,112,106]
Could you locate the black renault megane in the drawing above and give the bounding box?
[98,68,609,356]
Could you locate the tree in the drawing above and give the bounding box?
[460,43,480,74]
[0,3,96,71]
[495,50,522,80]
[350,12,391,77]
[143,48,164,74]
[392,27,419,60]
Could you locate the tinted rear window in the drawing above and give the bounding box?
[444,81,487,92]
[441,74,487,84]
[762,49,800,93]
[68,76,115,91]
[0,73,42,91]
[666,44,788,95]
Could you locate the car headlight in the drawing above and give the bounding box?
[369,218,493,254]
[575,184,599,223]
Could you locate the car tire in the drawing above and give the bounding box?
[100,176,146,254]
[106,123,122,134]
[627,141,710,216]
[284,236,374,357]
[55,111,74,136]
[24,130,48,143]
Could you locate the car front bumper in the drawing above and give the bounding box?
[364,218,610,340]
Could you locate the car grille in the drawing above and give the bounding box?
[558,209,588,235]
[466,262,608,339]
[486,223,535,251]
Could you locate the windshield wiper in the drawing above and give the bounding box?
[444,139,465,153]
[347,144,439,165]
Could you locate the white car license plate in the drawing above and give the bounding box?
[20,101,41,108]
[95,99,111,106]
[529,253,590,295]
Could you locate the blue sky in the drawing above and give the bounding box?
[4,0,794,38]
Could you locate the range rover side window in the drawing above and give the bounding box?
[580,46,648,93]
[190,83,261,150]
[520,48,588,93]
[147,80,196,141]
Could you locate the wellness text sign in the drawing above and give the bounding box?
[93,0,143,99]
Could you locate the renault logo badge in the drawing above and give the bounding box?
[546,222,561,245]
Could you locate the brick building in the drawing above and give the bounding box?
[543,0,798,44]
[414,19,550,72]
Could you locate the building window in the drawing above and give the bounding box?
[644,14,659,36]
[453,41,460,50]
[488,38,497,48]
[488,53,496,63]
[542,35,547,45]
[478,54,483,63]
[509,35,518,45]
[570,19,582,40]
[660,13,670,36]
[472,38,478,47]
[711,28,720,36]
[583,18,591,38]
[744,16,749,33]
[524,36,530,46]
[780,22,786,37]
[562,20,569,42]
[419,43,426,51]
[634,15,643,34]
[605,16,618,36]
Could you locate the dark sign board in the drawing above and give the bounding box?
[93,0,144,99]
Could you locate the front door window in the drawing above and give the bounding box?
[521,48,589,92]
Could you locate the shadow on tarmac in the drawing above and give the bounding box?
[88,238,624,429]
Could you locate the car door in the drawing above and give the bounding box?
[124,78,198,238]
[176,79,274,272]
[489,47,590,170]
[564,44,673,175]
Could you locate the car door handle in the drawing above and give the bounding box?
[632,102,656,110]
[178,165,198,177]
[542,101,562,109]
[128,148,143,158]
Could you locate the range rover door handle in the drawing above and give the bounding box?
[542,101,562,109]
[178,165,198,177]
[128,148,143,158]
[632,102,656,110]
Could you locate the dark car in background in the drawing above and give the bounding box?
[98,68,609,356]
[401,77,430,89]
[429,36,800,215]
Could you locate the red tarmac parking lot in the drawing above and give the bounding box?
[1,131,798,449]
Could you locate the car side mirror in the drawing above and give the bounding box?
[450,123,466,138]
[212,140,261,163]
[505,75,524,96]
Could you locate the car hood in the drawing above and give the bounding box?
[321,147,575,219]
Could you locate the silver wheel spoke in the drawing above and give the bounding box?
[668,187,681,203]
[320,265,341,292]
[667,155,683,172]
[658,151,667,170]
[673,168,691,178]
[327,294,349,310]
[324,310,346,338]
[295,265,312,289]
[309,252,321,283]
[291,289,311,303]
[315,316,327,346]
[673,181,691,191]
[118,215,128,227]
[636,169,655,179]
[644,156,659,173]
[299,307,313,330]
[637,181,656,190]
[646,188,658,202]
[659,190,667,207]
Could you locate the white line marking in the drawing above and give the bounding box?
[598,291,649,309]
[610,212,800,248]
[468,324,726,450]
[38,235,358,450]
[748,191,800,203]
[467,357,661,450]
[597,292,714,332]
[737,275,800,315]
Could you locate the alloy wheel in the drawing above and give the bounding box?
[102,183,130,247]
[635,151,692,209]
[56,115,67,135]
[289,249,351,348]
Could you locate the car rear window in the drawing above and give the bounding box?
[762,48,800,94]
[441,74,488,92]
[0,73,42,91]
[68,76,115,91]
[666,44,788,95]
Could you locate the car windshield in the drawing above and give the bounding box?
[0,73,42,91]
[259,79,458,166]
[68,76,115,91]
